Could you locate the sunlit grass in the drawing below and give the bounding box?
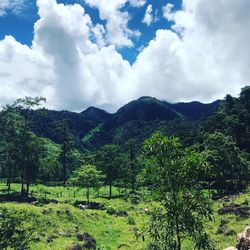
[0,182,249,249]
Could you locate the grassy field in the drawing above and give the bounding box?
[0,182,249,249]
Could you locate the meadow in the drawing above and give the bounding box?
[0,182,249,249]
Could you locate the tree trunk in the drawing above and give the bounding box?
[86,187,90,204]
[26,178,30,197]
[7,178,11,195]
[175,216,181,250]
[109,182,112,199]
[21,170,25,196]
[62,151,67,187]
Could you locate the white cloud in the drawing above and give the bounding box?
[162,3,174,21]
[133,0,250,102]
[0,0,27,17]
[142,4,153,26]
[0,0,250,112]
[84,0,143,48]
[129,0,146,8]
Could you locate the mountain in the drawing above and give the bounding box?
[81,97,221,150]
[114,96,180,124]
[167,100,221,120]
[23,107,111,146]
[20,96,220,150]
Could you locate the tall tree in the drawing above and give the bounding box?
[12,97,45,196]
[0,106,24,193]
[57,120,73,186]
[143,133,214,250]
[95,144,125,199]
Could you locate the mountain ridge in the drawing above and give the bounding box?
[22,96,221,149]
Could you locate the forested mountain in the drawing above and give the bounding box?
[0,89,249,250]
[21,96,220,150]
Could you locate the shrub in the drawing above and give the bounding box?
[127,216,136,225]
[106,206,116,215]
[0,208,30,249]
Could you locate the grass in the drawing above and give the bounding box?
[0,182,249,249]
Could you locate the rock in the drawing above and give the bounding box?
[67,243,83,250]
[77,232,96,249]
[223,247,237,250]
[225,229,237,236]
[236,226,250,250]
[218,203,249,217]
[46,235,57,242]
[144,208,150,215]
[74,201,105,210]
[78,204,88,210]
[58,231,71,237]
[40,208,53,214]
[237,237,250,250]
[32,235,40,241]
[217,219,229,234]
[116,210,128,217]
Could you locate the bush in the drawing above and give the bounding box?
[106,207,116,215]
[127,216,136,225]
[0,208,30,249]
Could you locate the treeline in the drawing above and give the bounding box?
[0,88,250,250]
[0,88,249,198]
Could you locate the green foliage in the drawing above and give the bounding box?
[0,207,30,249]
[203,131,249,194]
[94,144,127,198]
[106,206,117,215]
[38,138,61,183]
[127,216,136,225]
[143,133,214,250]
[70,164,104,203]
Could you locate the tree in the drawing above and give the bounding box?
[57,120,73,186]
[13,97,46,196]
[95,144,125,199]
[127,139,140,193]
[0,106,24,194]
[71,164,104,203]
[143,133,214,250]
[204,131,249,194]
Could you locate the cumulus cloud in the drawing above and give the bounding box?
[84,0,143,48]
[142,4,153,26]
[0,0,250,112]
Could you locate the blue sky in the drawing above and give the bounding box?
[0,0,182,64]
[0,0,248,111]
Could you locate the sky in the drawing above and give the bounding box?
[0,0,249,112]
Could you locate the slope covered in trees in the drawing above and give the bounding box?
[0,88,249,250]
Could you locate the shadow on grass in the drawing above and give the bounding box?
[98,194,126,200]
[0,192,37,203]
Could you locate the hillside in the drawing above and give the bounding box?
[16,96,220,151]
[81,97,220,149]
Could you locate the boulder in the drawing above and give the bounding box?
[218,203,249,217]
[236,226,250,250]
[77,232,96,249]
